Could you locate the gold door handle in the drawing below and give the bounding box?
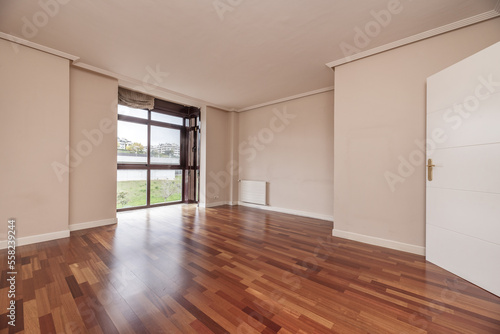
[426,159,436,181]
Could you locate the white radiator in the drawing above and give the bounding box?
[239,180,267,205]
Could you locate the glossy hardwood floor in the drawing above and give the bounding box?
[1,205,500,333]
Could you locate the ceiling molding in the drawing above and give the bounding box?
[237,86,334,113]
[0,32,79,61]
[326,9,500,68]
[0,30,231,110]
[71,62,232,111]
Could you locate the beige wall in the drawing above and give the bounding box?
[0,39,70,241]
[228,111,240,203]
[69,68,118,226]
[238,91,334,218]
[334,18,500,252]
[204,106,233,205]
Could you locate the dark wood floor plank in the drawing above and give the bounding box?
[64,275,83,299]
[38,313,56,334]
[173,294,229,334]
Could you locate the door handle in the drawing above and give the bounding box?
[427,159,436,181]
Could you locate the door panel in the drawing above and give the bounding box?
[427,93,500,149]
[426,42,500,297]
[426,53,500,113]
[428,143,500,193]
[427,224,500,295]
[427,188,500,245]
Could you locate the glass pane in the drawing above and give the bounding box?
[151,112,183,125]
[187,129,195,166]
[117,170,147,209]
[150,126,181,165]
[117,121,148,163]
[150,170,182,204]
[118,105,148,119]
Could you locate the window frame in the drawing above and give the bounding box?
[117,108,187,211]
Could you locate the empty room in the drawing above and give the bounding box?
[1,1,500,333]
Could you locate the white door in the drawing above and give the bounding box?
[426,42,500,297]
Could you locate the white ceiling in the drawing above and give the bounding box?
[1,0,499,110]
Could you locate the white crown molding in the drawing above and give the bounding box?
[69,218,118,232]
[0,32,79,61]
[0,32,222,111]
[326,9,500,68]
[0,230,70,250]
[5,8,498,112]
[72,62,232,111]
[332,229,425,255]
[237,86,334,112]
[0,32,229,110]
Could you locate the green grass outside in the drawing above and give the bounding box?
[117,176,182,209]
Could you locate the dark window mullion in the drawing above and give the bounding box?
[118,114,149,124]
[192,119,198,203]
[149,165,183,170]
[117,164,148,170]
[181,124,186,202]
[146,110,151,206]
[149,120,183,130]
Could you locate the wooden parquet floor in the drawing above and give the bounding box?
[1,205,499,333]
